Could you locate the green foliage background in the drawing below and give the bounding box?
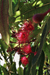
[0,0,50,75]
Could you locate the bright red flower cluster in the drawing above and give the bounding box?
[16,21,36,66]
[16,20,34,43]
[7,9,50,66]
[20,45,37,66]
[8,20,37,66]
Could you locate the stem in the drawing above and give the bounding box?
[43,9,50,16]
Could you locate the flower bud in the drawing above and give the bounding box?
[32,9,50,23]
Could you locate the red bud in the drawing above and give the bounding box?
[32,9,50,23]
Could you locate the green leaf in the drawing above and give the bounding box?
[30,63,36,75]
[47,17,50,33]
[12,0,18,4]
[17,67,24,75]
[12,0,19,14]
[34,24,45,46]
[19,1,50,20]
[30,25,41,38]
[38,51,45,75]
[1,65,9,75]
[24,53,34,75]
[36,0,50,4]
[43,43,50,60]
[0,39,8,49]
[42,17,50,60]
[30,16,49,75]
[9,16,16,24]
[24,66,29,75]
[9,0,13,16]
[0,39,8,61]
[11,62,17,75]
[0,0,9,45]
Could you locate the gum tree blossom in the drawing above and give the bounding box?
[21,56,29,66]
[17,31,29,43]
[22,21,34,32]
[22,44,32,54]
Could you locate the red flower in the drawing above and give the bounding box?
[25,21,34,31]
[23,21,34,32]
[22,44,32,54]
[21,56,29,66]
[17,31,29,43]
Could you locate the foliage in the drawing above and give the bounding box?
[0,0,50,75]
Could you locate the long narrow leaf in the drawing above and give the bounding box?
[0,0,9,45]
